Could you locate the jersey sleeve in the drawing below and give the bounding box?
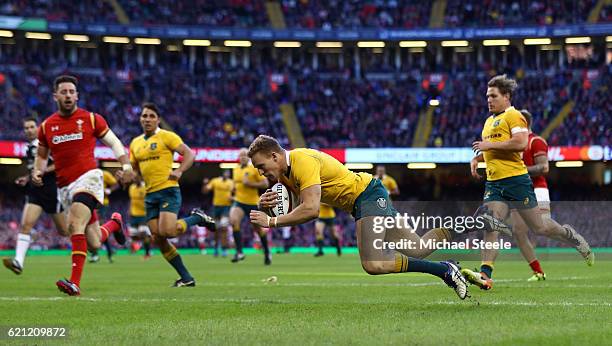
[93,113,110,138]
[37,122,49,147]
[129,141,136,165]
[507,111,528,135]
[531,137,548,157]
[163,131,184,151]
[292,152,321,191]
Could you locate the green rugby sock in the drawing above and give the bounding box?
[480,264,493,279]
[394,254,447,278]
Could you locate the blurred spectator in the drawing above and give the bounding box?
[445,0,598,27]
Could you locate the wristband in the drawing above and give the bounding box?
[122,164,133,171]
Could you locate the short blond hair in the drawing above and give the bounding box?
[247,135,283,158]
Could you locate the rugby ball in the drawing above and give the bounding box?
[267,183,299,217]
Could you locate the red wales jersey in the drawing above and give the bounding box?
[38,108,109,187]
[522,133,548,189]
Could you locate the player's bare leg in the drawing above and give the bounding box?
[149,216,196,287]
[463,201,508,290]
[255,225,271,265]
[50,212,69,237]
[157,209,213,238]
[85,212,125,261]
[3,203,43,274]
[511,210,546,281]
[314,221,325,257]
[56,201,92,296]
[356,216,469,299]
[330,224,342,256]
[85,221,102,250]
[518,207,593,265]
[229,206,245,262]
[218,217,229,257]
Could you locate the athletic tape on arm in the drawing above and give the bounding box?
[101,130,126,158]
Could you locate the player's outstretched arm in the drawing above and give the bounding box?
[32,145,50,186]
[251,185,321,228]
[100,129,134,183]
[169,143,194,181]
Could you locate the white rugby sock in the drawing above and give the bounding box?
[15,233,32,267]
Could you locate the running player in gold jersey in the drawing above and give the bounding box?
[314,203,341,257]
[465,75,593,290]
[123,102,215,287]
[248,135,469,300]
[202,170,233,257]
[229,149,270,265]
[128,178,151,259]
[374,165,399,197]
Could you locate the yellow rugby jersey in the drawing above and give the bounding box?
[318,203,336,219]
[481,106,529,181]
[130,128,183,193]
[279,149,372,213]
[102,170,118,206]
[207,177,234,207]
[233,164,265,205]
[128,183,146,217]
[380,175,398,194]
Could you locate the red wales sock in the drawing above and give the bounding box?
[529,260,544,274]
[70,234,87,286]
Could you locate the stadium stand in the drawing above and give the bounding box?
[118,0,269,26]
[4,0,608,28]
[280,0,432,29]
[0,40,609,147]
[444,0,599,27]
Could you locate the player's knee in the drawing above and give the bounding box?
[360,261,385,275]
[157,228,172,238]
[88,239,101,250]
[67,220,85,235]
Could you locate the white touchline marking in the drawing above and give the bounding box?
[431,300,612,307]
[1,295,609,307]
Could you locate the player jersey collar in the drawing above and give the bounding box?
[144,127,160,140]
[493,106,514,117]
[284,150,292,178]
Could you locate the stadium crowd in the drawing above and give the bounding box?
[444,0,598,27]
[1,0,607,27]
[281,0,432,29]
[1,42,609,148]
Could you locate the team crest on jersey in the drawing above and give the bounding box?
[150,143,157,150]
[484,190,491,200]
[492,119,501,128]
[376,197,387,209]
[76,119,84,132]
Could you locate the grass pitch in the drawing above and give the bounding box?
[1,251,611,345]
